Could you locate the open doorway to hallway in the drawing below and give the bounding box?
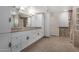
[49,6,73,42]
[59,8,73,42]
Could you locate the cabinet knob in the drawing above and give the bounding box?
[9,42,12,48]
[9,17,11,22]
[26,36,29,40]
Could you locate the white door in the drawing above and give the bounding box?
[50,13,59,36]
[0,6,11,33]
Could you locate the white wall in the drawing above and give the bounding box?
[50,11,69,36]
[34,6,47,13]
[44,12,51,37]
[59,11,69,27]
[30,14,44,27]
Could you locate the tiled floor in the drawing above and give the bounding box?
[22,36,79,52]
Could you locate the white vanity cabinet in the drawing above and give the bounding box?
[30,29,43,43]
[21,31,33,50]
[11,32,25,52]
[37,29,44,39]
[0,33,11,52]
[22,29,44,51]
[31,30,39,42]
[21,30,44,51]
[21,34,29,50]
[11,37,22,52]
[0,29,44,52]
[10,29,44,52]
[10,30,35,52]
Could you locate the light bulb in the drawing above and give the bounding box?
[28,7,36,15]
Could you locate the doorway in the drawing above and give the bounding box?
[59,10,73,42]
[50,9,73,42]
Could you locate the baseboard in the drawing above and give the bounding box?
[50,34,59,36]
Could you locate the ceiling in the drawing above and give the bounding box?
[47,6,72,13]
[34,6,72,13]
[15,6,72,16]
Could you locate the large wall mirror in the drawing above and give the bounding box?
[10,6,44,31]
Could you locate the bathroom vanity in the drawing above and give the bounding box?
[0,6,44,52]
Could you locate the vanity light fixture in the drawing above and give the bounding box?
[27,7,37,15]
[64,10,68,12]
[20,7,25,11]
[11,11,17,16]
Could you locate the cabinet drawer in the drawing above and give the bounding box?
[0,33,10,52]
[22,32,33,49]
[11,32,26,38]
[21,35,29,49]
[11,36,22,52]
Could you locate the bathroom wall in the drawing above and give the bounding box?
[44,12,51,37]
[30,14,44,27]
[50,11,69,36]
[59,11,69,27]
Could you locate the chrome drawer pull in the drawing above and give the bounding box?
[26,36,29,40]
[9,42,12,48]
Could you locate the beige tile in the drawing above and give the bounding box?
[22,36,79,52]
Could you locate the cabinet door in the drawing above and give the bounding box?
[27,31,34,45]
[0,33,10,52]
[32,30,39,41]
[0,6,11,33]
[11,37,22,52]
[31,30,44,43]
[21,31,33,49]
[38,29,44,38]
[21,34,29,50]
